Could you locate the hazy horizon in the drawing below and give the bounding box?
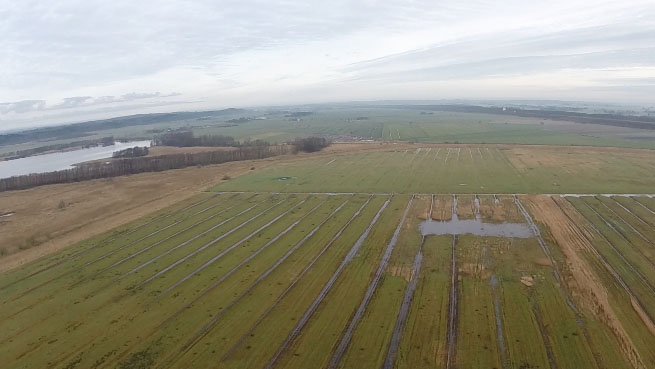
[2,0,654,131]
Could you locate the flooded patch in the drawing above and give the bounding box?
[0,212,14,218]
[419,212,533,238]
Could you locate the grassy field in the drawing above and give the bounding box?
[2,191,655,369]
[214,145,655,194]
[4,106,655,158]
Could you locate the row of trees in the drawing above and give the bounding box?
[0,145,292,192]
[153,131,237,147]
[1,137,115,161]
[292,136,331,153]
[153,131,277,148]
[112,146,149,158]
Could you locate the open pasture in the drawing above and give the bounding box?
[2,191,655,369]
[214,145,655,194]
[193,108,655,149]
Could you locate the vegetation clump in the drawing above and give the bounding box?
[113,146,149,158]
[293,136,330,153]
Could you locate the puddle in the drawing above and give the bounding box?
[419,206,533,238]
[277,176,293,181]
[0,212,14,218]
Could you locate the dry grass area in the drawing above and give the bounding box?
[506,145,655,173]
[522,195,647,369]
[0,159,268,272]
[0,142,413,273]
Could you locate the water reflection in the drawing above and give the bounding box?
[420,195,533,238]
[0,140,151,179]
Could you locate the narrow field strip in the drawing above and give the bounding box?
[610,197,652,228]
[0,194,245,318]
[134,198,294,290]
[565,199,655,295]
[263,196,393,369]
[220,195,375,362]
[446,195,459,369]
[62,196,254,291]
[155,198,321,299]
[82,197,251,283]
[632,197,655,215]
[0,193,223,292]
[598,199,655,246]
[327,195,414,369]
[114,197,273,283]
[581,200,655,269]
[552,198,655,330]
[446,234,458,369]
[381,195,433,369]
[164,199,352,362]
[519,196,626,369]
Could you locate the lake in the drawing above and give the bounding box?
[0,141,152,179]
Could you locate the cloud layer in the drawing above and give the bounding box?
[1,0,654,130]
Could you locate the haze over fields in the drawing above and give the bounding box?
[1,0,655,130]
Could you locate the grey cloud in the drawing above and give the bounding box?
[0,100,46,114]
[52,96,92,109]
[0,92,178,115]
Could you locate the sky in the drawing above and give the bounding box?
[1,0,654,131]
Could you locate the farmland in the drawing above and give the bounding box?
[2,190,655,369]
[3,104,655,369]
[215,144,655,194]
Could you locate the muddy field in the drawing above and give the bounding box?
[2,191,654,369]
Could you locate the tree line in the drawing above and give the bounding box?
[0,145,292,192]
[112,146,149,158]
[1,137,115,161]
[292,136,330,153]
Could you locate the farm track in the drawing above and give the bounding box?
[328,195,414,369]
[0,193,223,292]
[263,196,393,369]
[381,195,433,369]
[221,196,375,362]
[552,198,655,327]
[136,198,302,291]
[519,196,624,369]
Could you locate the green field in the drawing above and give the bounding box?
[214,145,655,194]
[2,190,655,369]
[4,106,655,158]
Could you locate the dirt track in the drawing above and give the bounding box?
[522,195,647,369]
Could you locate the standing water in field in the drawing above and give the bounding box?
[419,197,533,238]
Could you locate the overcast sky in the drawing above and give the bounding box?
[1,0,654,131]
